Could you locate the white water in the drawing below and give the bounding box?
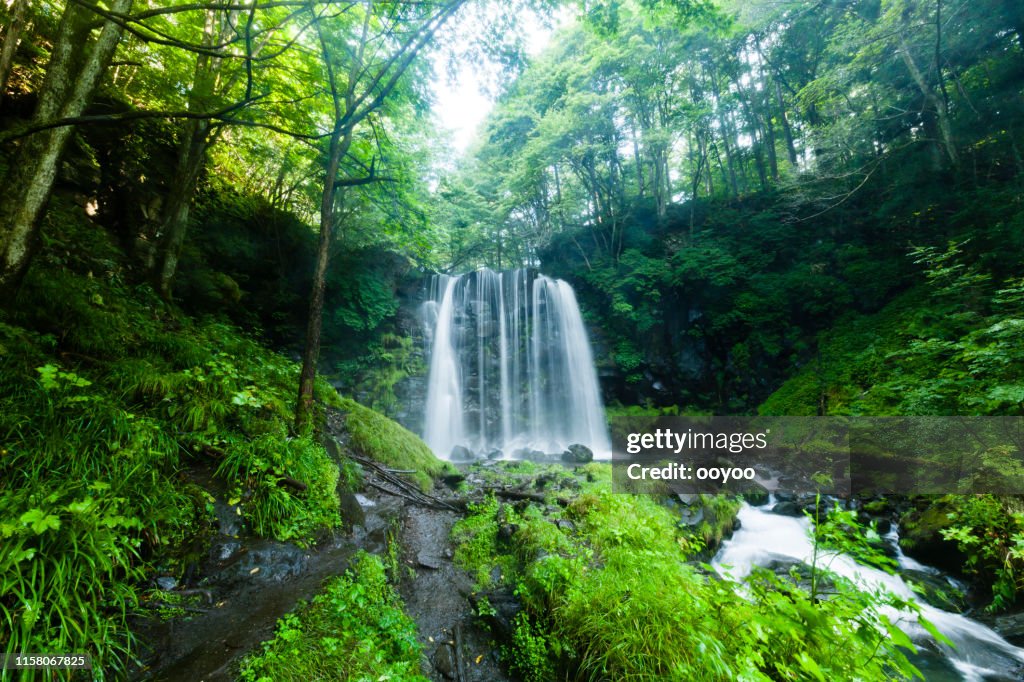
[421,268,611,459]
[714,503,1024,681]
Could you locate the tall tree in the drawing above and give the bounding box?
[295,0,469,428]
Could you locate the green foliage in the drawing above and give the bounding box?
[216,434,340,544]
[238,553,426,682]
[0,206,345,670]
[761,233,1024,417]
[940,495,1024,612]
[0,481,145,678]
[452,465,926,681]
[338,396,453,492]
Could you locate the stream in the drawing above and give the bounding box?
[714,500,1024,681]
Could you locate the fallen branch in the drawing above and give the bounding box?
[492,489,572,507]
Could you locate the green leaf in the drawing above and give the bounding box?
[20,509,62,534]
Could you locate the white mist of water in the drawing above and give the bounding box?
[714,503,1024,681]
[421,268,611,459]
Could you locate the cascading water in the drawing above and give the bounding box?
[421,268,611,460]
[714,501,1024,681]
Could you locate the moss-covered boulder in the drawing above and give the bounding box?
[898,497,966,574]
[336,397,454,492]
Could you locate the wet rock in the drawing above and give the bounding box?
[741,483,770,507]
[902,569,967,613]
[450,445,475,461]
[874,518,892,535]
[417,551,444,570]
[562,444,594,463]
[678,506,705,527]
[899,500,966,574]
[156,577,178,591]
[677,493,701,506]
[990,612,1024,647]
[215,540,241,562]
[555,519,575,533]
[339,491,366,528]
[432,644,456,679]
[486,449,503,460]
[772,501,804,517]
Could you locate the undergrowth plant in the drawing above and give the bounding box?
[451,464,931,682]
[0,212,348,672]
[238,552,426,682]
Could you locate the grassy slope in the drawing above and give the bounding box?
[338,396,455,492]
[0,200,445,674]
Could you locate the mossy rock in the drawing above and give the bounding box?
[338,397,454,492]
[898,498,966,574]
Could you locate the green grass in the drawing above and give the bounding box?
[451,463,926,682]
[338,396,454,492]
[238,552,426,682]
[0,204,346,673]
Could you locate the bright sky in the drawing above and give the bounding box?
[431,10,570,155]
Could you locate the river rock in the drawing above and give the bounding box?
[156,576,178,591]
[898,500,966,574]
[991,612,1024,646]
[339,491,366,528]
[772,501,804,517]
[562,444,594,463]
[449,445,475,461]
[740,482,770,507]
[432,644,456,679]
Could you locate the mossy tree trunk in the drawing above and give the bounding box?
[0,0,132,299]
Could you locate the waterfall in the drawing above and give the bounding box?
[421,268,611,460]
[714,502,1024,681]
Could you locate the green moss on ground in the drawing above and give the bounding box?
[338,396,454,492]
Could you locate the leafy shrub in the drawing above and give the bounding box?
[238,553,426,682]
[451,465,928,681]
[941,495,1024,612]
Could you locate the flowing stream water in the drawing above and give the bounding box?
[421,268,610,459]
[714,501,1024,681]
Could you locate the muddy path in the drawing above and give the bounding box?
[132,489,404,682]
[132,464,513,682]
[397,505,513,682]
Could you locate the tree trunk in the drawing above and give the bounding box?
[898,28,958,167]
[296,124,348,430]
[775,80,798,167]
[0,0,131,299]
[0,0,28,104]
[154,119,210,298]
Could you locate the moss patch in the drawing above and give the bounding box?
[338,396,454,492]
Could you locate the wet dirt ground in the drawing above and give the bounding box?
[397,506,512,682]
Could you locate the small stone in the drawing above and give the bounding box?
[417,552,443,570]
[432,644,456,679]
[561,443,594,463]
[156,576,178,591]
[772,501,803,517]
